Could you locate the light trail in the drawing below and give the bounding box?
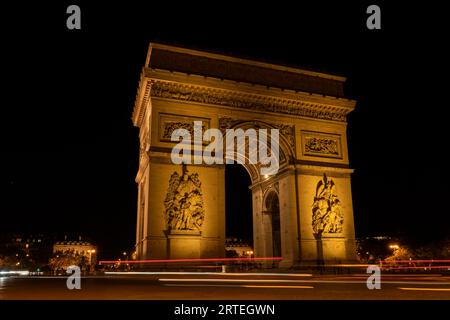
[158,278,331,284]
[380,266,450,270]
[0,271,29,276]
[158,277,450,286]
[381,259,450,263]
[398,287,450,292]
[163,284,314,289]
[99,257,283,265]
[104,271,312,277]
[244,285,313,289]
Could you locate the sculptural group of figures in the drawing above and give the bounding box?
[164,167,205,231]
[312,174,344,236]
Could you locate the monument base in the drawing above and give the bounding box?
[298,236,357,265]
[166,230,202,259]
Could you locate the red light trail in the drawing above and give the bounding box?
[99,257,283,265]
[380,259,450,263]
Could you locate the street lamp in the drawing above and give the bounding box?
[123,252,129,270]
[87,249,96,272]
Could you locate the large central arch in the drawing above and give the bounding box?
[221,120,297,266]
[132,43,358,267]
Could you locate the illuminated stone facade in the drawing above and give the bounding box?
[53,241,97,266]
[132,43,357,266]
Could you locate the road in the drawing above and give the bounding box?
[1,272,450,300]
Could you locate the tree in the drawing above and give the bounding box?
[48,252,82,273]
[385,247,413,261]
[0,256,16,268]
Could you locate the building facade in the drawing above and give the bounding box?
[53,241,97,266]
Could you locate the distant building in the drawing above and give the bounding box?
[53,240,97,266]
[225,238,253,257]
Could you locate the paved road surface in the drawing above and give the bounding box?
[1,272,450,300]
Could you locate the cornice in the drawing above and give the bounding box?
[132,72,356,128]
[147,69,354,108]
[132,69,152,127]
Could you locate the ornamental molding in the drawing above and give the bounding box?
[133,77,354,127]
[218,117,296,152]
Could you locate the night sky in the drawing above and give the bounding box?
[1,2,448,259]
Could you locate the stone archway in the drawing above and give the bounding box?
[264,191,281,262]
[221,119,297,265]
[132,43,358,267]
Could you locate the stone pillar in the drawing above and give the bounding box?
[277,173,300,268]
[252,187,265,258]
[297,165,357,264]
[140,160,225,260]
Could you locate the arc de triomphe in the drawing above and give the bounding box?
[132,43,357,267]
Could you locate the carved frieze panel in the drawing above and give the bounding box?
[159,113,210,143]
[301,131,342,159]
[150,81,349,122]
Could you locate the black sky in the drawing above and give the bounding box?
[1,2,449,258]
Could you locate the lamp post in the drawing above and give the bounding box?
[87,249,96,272]
[123,252,129,270]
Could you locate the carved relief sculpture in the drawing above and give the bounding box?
[312,174,343,236]
[159,114,210,143]
[162,121,207,141]
[302,131,342,159]
[305,137,339,155]
[149,81,349,122]
[164,165,205,232]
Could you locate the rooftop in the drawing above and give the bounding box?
[54,241,94,246]
[145,43,346,98]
